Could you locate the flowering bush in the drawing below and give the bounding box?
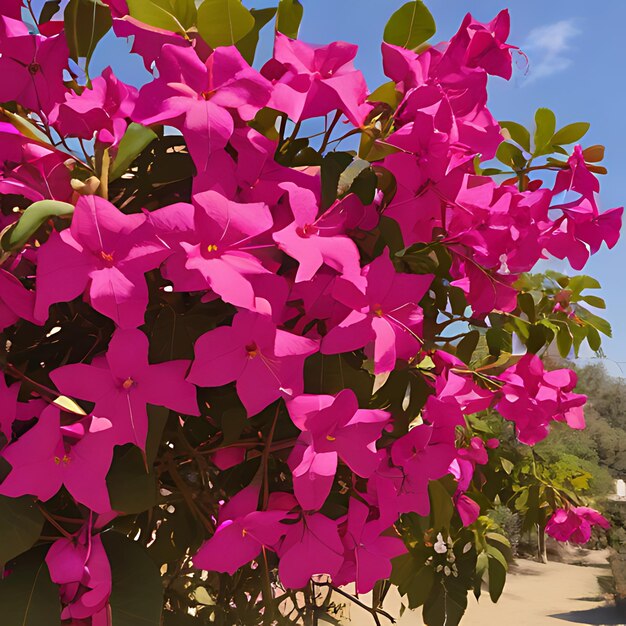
[0,1,618,625]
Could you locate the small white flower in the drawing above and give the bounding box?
[434,533,448,554]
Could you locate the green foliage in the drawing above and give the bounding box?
[64,0,112,72]
[383,1,436,50]
[197,0,255,48]
[126,0,197,33]
[110,123,159,182]
[276,0,303,38]
[0,496,45,568]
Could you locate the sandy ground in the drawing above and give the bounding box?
[342,549,625,626]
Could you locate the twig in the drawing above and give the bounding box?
[315,582,396,625]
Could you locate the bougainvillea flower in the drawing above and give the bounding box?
[157,190,274,309]
[322,252,433,373]
[263,33,371,127]
[497,354,587,445]
[273,184,364,284]
[50,67,138,146]
[0,406,114,512]
[0,375,19,440]
[545,507,610,544]
[50,328,198,449]
[0,17,68,114]
[35,195,170,328]
[2,1,22,19]
[194,486,290,575]
[47,530,112,622]
[286,390,390,510]
[188,310,318,416]
[132,44,271,170]
[277,511,344,589]
[0,268,38,332]
[335,498,406,593]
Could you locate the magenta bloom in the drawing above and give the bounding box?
[2,1,22,19]
[188,311,318,416]
[0,17,68,114]
[50,67,138,146]
[35,195,170,328]
[46,530,112,623]
[156,191,274,309]
[277,511,344,589]
[133,44,271,171]
[273,184,364,284]
[335,499,406,594]
[545,507,610,544]
[193,486,289,575]
[0,268,38,332]
[50,328,198,449]
[497,355,586,445]
[0,406,114,513]
[263,34,371,127]
[286,391,390,510]
[322,252,433,374]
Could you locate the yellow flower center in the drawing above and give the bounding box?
[207,244,219,253]
[326,435,336,442]
[122,377,134,390]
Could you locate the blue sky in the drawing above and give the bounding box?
[33,1,626,374]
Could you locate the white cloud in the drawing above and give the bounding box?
[523,19,581,82]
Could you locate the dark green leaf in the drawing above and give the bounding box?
[568,274,601,295]
[1,200,75,252]
[428,479,454,531]
[107,445,158,514]
[499,121,530,152]
[533,108,556,154]
[0,496,44,568]
[551,122,590,146]
[0,546,60,626]
[487,555,507,602]
[197,0,255,47]
[580,294,606,309]
[64,0,113,67]
[103,533,163,626]
[110,123,158,182]
[276,0,303,38]
[383,1,436,49]
[126,0,196,33]
[556,324,573,358]
[576,307,612,337]
[321,152,353,209]
[236,7,276,65]
[456,330,479,364]
[586,326,602,352]
[40,0,62,23]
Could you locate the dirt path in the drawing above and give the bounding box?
[344,549,625,626]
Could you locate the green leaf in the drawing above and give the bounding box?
[551,122,590,146]
[383,1,435,49]
[576,307,612,337]
[321,152,353,209]
[429,479,454,531]
[582,144,605,163]
[586,326,602,352]
[368,81,401,107]
[487,555,507,602]
[236,7,276,65]
[110,123,158,181]
[1,200,75,252]
[103,533,163,626]
[456,330,479,364]
[0,107,51,145]
[500,458,514,475]
[580,294,606,309]
[0,546,61,626]
[496,141,526,169]
[556,324,573,358]
[107,445,158,514]
[567,274,601,295]
[0,496,44,569]
[64,0,113,68]
[197,0,255,48]
[126,0,196,33]
[40,0,62,23]
[276,0,303,38]
[499,121,530,152]
[533,107,556,154]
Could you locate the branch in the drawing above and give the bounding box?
[314,582,396,625]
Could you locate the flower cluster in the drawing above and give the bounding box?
[0,2,619,622]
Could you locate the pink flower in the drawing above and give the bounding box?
[335,498,406,593]
[194,486,290,575]
[46,530,112,622]
[133,44,271,171]
[263,33,371,127]
[35,195,170,328]
[497,355,586,445]
[0,17,68,114]
[0,269,37,332]
[546,507,610,544]
[50,328,199,449]
[188,310,318,416]
[2,1,22,19]
[0,406,115,513]
[286,391,389,511]
[50,67,138,146]
[322,252,433,374]
[155,191,274,310]
[273,184,364,284]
